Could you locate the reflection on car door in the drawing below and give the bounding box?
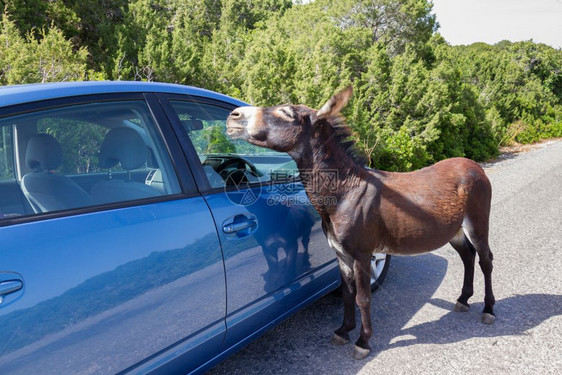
[163,96,339,351]
[0,201,225,374]
[204,183,338,349]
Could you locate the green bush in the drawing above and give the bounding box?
[1,1,561,172]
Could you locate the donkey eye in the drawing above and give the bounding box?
[275,107,295,121]
[280,108,293,118]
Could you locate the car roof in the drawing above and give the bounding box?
[0,81,247,108]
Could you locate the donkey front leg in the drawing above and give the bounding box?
[331,252,356,346]
[352,254,373,360]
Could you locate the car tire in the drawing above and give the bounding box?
[370,253,390,292]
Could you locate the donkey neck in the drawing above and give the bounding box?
[288,129,364,214]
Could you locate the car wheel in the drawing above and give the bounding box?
[370,253,390,292]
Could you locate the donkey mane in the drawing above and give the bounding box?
[320,115,368,166]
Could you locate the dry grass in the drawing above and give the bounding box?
[484,137,562,165]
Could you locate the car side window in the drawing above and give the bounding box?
[0,100,181,219]
[169,100,299,189]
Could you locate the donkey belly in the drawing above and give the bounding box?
[379,216,463,255]
[380,237,453,256]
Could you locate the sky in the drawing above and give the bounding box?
[431,0,562,49]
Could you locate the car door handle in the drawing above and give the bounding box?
[0,280,23,304]
[222,214,258,235]
[223,219,257,233]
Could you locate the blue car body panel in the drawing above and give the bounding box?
[0,81,247,108]
[0,199,226,374]
[0,81,339,374]
[204,183,337,350]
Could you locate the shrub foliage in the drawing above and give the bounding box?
[1,0,560,170]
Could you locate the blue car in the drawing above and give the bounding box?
[0,82,389,374]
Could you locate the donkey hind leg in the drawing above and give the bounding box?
[331,252,356,346]
[466,225,496,324]
[476,239,496,324]
[449,229,476,312]
[352,254,374,360]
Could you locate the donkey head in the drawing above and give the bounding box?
[226,86,353,153]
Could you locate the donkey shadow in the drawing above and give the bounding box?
[376,294,562,351]
[368,255,562,355]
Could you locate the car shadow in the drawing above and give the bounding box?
[209,253,448,374]
[209,253,562,375]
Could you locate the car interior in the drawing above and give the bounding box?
[0,101,177,218]
[170,100,299,189]
[0,99,300,220]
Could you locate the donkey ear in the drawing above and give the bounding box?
[316,86,353,121]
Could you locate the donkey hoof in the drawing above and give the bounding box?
[352,345,370,360]
[482,313,496,325]
[454,301,470,312]
[331,333,349,346]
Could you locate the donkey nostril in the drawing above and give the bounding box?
[230,110,241,119]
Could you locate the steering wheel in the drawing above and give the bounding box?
[214,157,260,185]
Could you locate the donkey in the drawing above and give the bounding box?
[226,87,495,360]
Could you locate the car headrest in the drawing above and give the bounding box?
[26,133,63,172]
[181,119,204,131]
[99,127,146,170]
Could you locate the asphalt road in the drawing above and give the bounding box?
[208,140,562,375]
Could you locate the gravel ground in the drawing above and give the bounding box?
[209,139,562,375]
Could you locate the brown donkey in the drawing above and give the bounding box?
[226,87,495,360]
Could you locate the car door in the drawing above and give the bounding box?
[160,95,340,351]
[0,94,226,375]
